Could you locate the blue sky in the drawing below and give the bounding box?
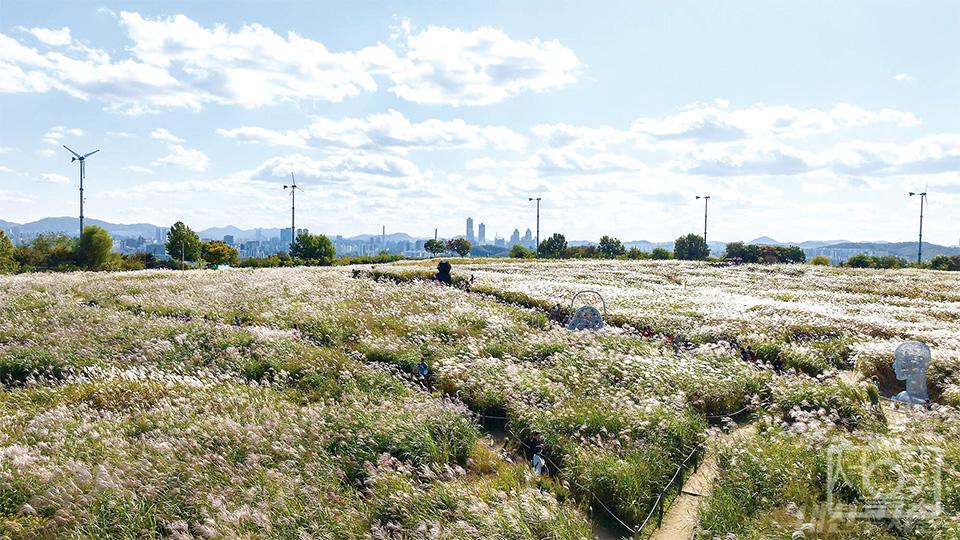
[1,0,958,243]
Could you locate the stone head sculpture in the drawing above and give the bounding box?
[892,341,931,405]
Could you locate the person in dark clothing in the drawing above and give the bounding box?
[550,303,564,323]
[436,260,453,285]
[417,359,430,379]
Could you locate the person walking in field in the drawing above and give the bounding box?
[532,445,547,476]
[417,358,430,379]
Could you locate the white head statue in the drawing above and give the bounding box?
[892,341,931,405]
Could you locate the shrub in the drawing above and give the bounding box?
[509,244,534,258]
[810,255,830,266]
[651,247,673,260]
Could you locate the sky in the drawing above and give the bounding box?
[1,0,958,244]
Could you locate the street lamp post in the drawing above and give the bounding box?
[528,197,541,256]
[909,190,928,264]
[695,195,710,244]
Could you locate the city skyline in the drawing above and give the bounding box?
[1,2,958,244]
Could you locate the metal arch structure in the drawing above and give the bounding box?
[567,290,607,331]
[569,290,607,316]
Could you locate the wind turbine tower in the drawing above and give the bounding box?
[63,145,100,237]
[283,172,300,248]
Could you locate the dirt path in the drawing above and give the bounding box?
[651,425,756,540]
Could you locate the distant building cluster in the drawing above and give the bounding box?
[465,217,535,249]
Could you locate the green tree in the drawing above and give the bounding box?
[724,241,762,263]
[201,241,239,266]
[810,255,830,266]
[290,232,336,265]
[651,247,673,260]
[775,245,806,264]
[166,222,202,267]
[15,234,76,271]
[674,233,710,260]
[930,255,960,271]
[76,225,114,270]
[447,238,472,257]
[626,247,650,260]
[510,244,534,258]
[0,230,18,274]
[424,238,446,257]
[874,255,907,269]
[538,233,567,258]
[846,254,874,268]
[565,245,596,258]
[597,235,626,258]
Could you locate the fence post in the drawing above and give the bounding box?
[657,499,663,526]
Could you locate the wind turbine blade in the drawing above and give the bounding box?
[84,149,100,158]
[63,145,82,159]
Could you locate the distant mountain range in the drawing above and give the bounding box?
[0,217,424,244]
[2,217,958,259]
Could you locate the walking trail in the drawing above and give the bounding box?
[650,424,757,540]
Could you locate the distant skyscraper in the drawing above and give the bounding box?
[478,223,486,245]
[155,227,166,244]
[223,235,235,245]
[510,229,520,245]
[466,217,475,243]
[523,229,532,242]
[280,228,293,244]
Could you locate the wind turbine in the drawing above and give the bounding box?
[909,183,928,264]
[63,145,100,237]
[283,172,301,248]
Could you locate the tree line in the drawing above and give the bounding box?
[4,224,958,273]
[500,233,805,263]
[0,222,342,274]
[0,226,150,273]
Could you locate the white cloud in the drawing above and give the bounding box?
[0,146,13,154]
[0,165,14,173]
[216,126,307,148]
[680,143,817,176]
[20,26,72,46]
[829,134,960,176]
[150,128,184,143]
[42,125,84,145]
[36,148,56,158]
[254,153,421,184]
[0,13,581,113]
[531,123,629,150]
[152,144,209,172]
[630,100,919,144]
[218,109,526,152]
[894,73,912,82]
[530,149,647,175]
[124,165,154,174]
[38,172,70,184]
[383,20,582,106]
